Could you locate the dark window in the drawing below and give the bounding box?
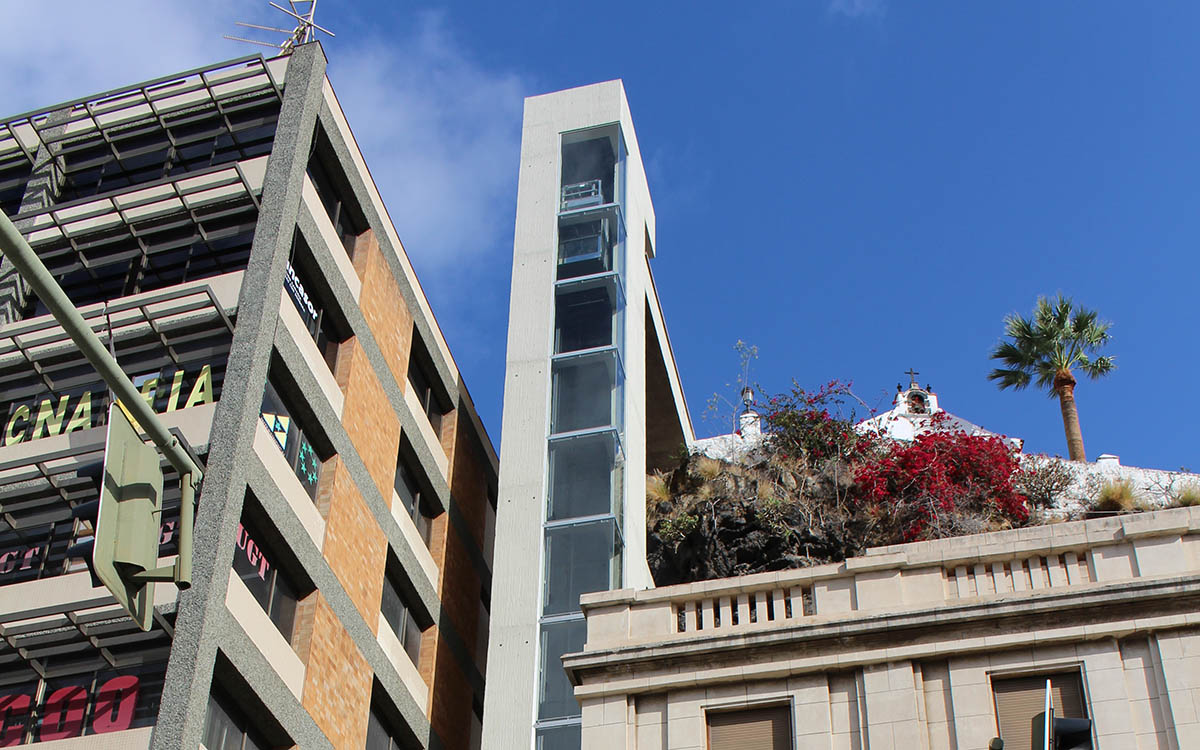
[407,339,449,436]
[547,432,622,521]
[380,573,423,666]
[707,706,792,750]
[557,218,613,279]
[549,351,621,435]
[25,196,258,314]
[393,457,434,548]
[535,724,581,750]
[259,377,325,500]
[285,232,347,372]
[542,519,620,616]
[306,132,364,257]
[233,518,298,641]
[0,153,33,217]
[554,283,617,354]
[560,137,616,207]
[55,92,280,204]
[203,688,267,750]
[538,619,586,720]
[366,705,406,750]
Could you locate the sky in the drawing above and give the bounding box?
[2,1,1196,473]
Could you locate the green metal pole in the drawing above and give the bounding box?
[0,210,200,586]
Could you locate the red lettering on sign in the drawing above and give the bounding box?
[160,521,176,547]
[91,675,140,734]
[18,546,39,571]
[0,551,17,576]
[39,685,87,740]
[0,692,32,747]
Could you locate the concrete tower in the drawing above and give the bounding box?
[484,82,692,750]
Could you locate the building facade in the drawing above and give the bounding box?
[0,44,497,749]
[483,82,691,750]
[566,506,1200,750]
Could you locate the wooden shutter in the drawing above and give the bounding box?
[992,672,1085,750]
[707,705,791,750]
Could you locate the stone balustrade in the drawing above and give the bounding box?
[580,506,1200,650]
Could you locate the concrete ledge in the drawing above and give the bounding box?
[391,489,439,589]
[224,569,305,699]
[376,611,430,712]
[277,289,344,417]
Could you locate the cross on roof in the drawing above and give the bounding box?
[905,368,920,388]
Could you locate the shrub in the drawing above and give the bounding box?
[1169,483,1200,508]
[1016,456,1075,510]
[854,424,1030,542]
[1089,479,1143,515]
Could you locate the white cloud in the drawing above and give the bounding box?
[326,11,525,275]
[0,4,525,279]
[828,0,887,20]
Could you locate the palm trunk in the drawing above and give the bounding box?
[1054,372,1086,462]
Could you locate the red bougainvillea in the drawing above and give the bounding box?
[854,416,1029,541]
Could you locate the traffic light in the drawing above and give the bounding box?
[67,404,164,631]
[1052,717,1093,750]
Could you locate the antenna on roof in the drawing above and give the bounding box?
[224,0,335,55]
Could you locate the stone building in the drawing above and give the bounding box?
[0,44,496,749]
[565,506,1200,750]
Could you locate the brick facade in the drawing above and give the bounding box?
[299,593,374,749]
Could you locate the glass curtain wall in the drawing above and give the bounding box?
[536,126,627,749]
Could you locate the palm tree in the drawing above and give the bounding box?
[988,295,1115,462]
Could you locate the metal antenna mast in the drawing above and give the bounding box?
[225,1,335,54]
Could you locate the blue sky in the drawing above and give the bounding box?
[3,2,1196,472]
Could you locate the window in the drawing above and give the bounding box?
[538,619,586,720]
[706,706,792,750]
[380,573,424,666]
[285,232,347,372]
[366,705,405,750]
[547,431,623,521]
[394,455,434,548]
[233,518,299,641]
[407,338,449,435]
[259,377,325,499]
[0,662,165,744]
[535,724,580,750]
[557,217,613,279]
[992,672,1089,750]
[549,350,623,435]
[554,276,621,355]
[307,130,364,256]
[542,519,621,616]
[203,688,268,750]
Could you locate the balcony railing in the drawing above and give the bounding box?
[578,506,1200,649]
[560,180,604,212]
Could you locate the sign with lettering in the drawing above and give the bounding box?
[0,663,163,745]
[2,363,217,448]
[0,521,177,588]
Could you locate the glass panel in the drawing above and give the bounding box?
[543,520,619,616]
[536,723,581,750]
[547,432,623,521]
[394,461,420,517]
[381,575,422,666]
[202,692,238,750]
[550,351,622,435]
[561,135,616,206]
[233,520,298,642]
[366,708,394,750]
[260,380,322,499]
[538,619,586,720]
[557,218,611,279]
[554,278,619,354]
